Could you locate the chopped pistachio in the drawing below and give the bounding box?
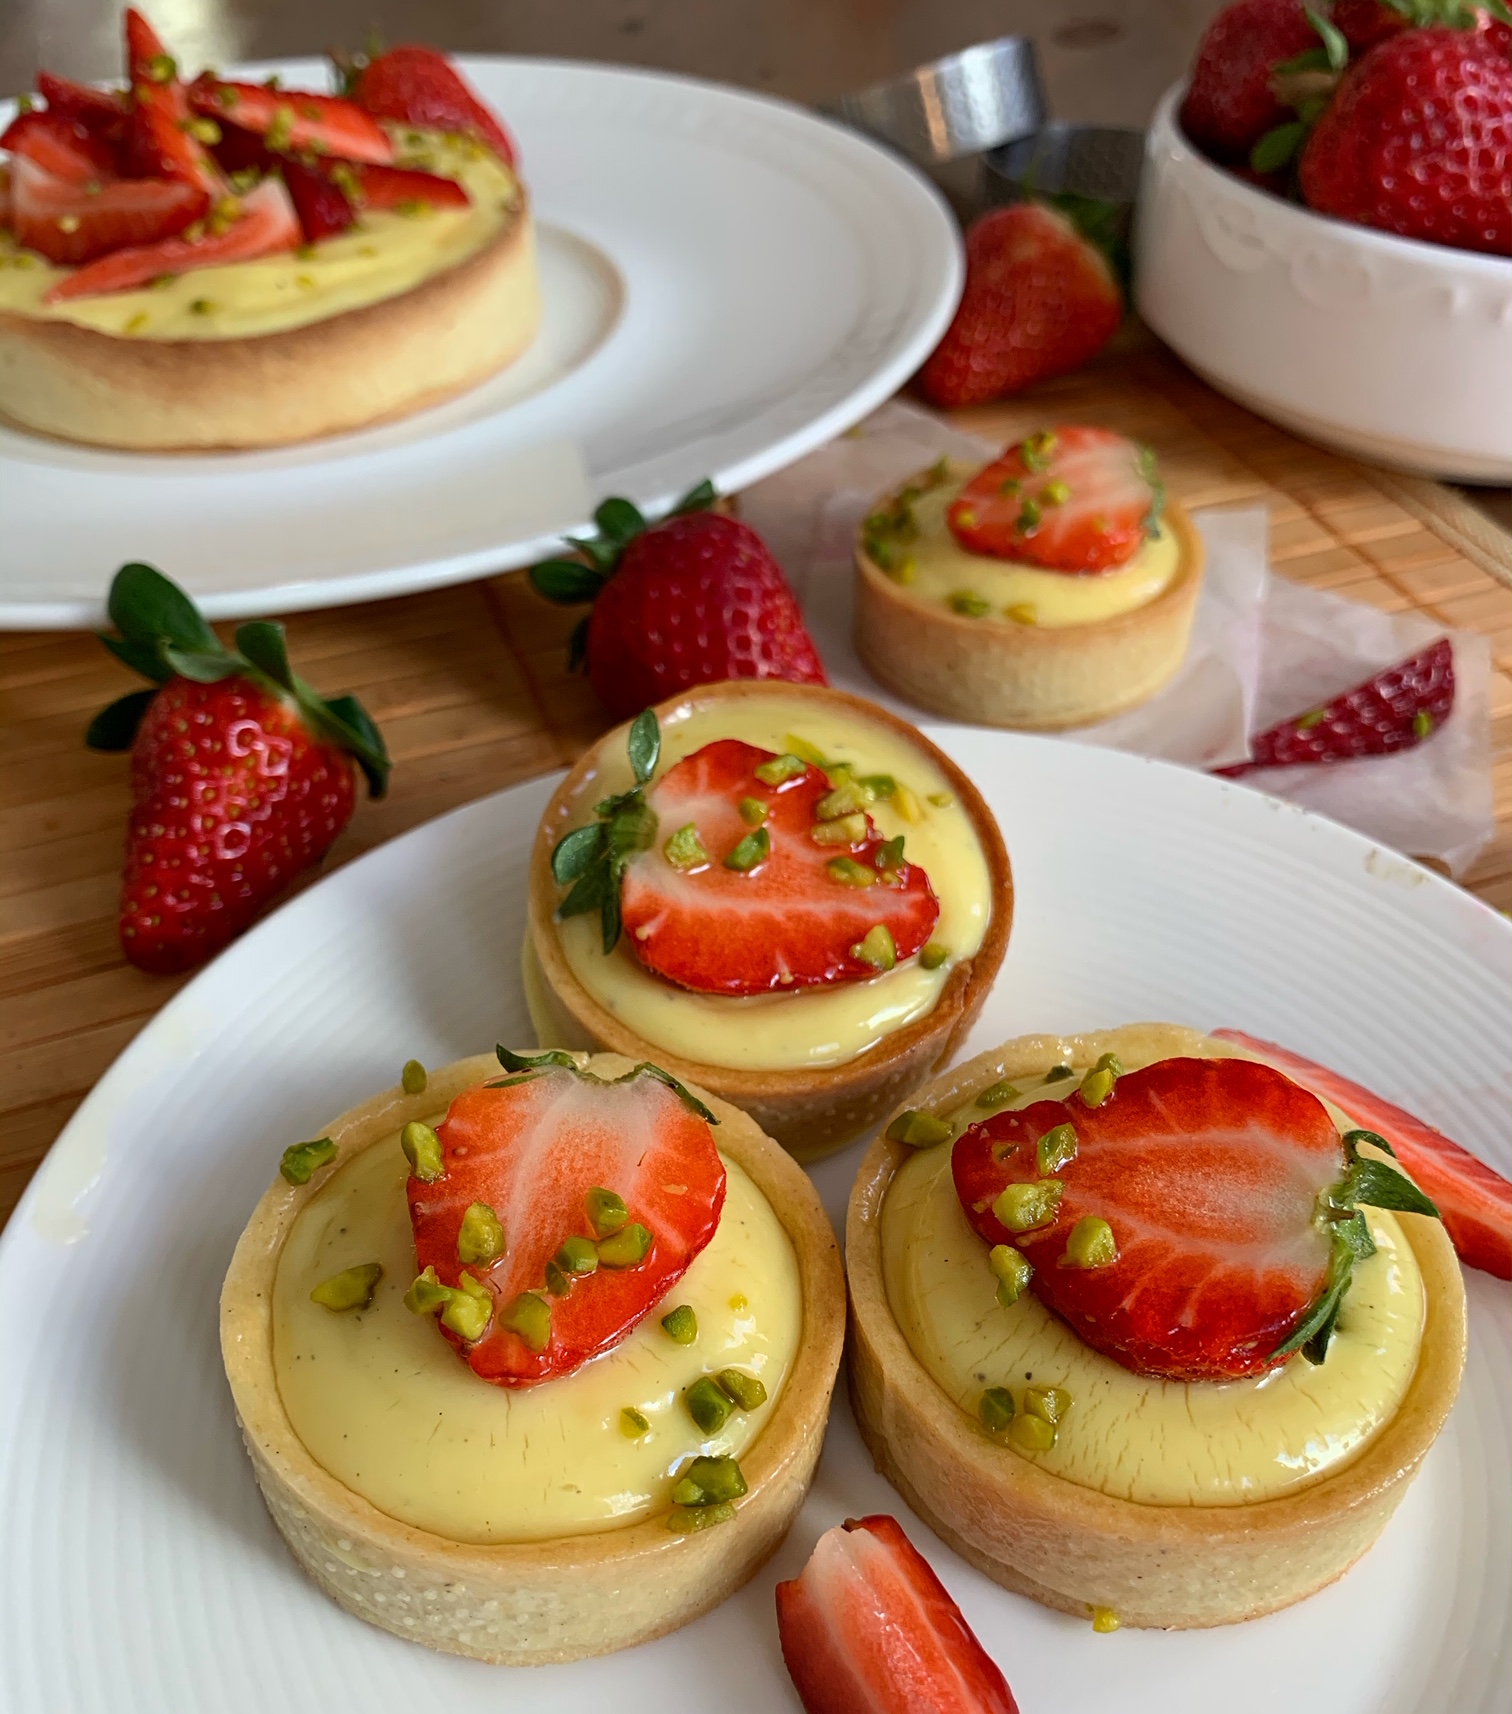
[978,1386,1015,1435]
[124,312,149,333]
[1079,1066,1116,1108]
[992,1178,1064,1234]
[948,589,992,618]
[403,1267,450,1315]
[810,812,869,846]
[666,1500,736,1532]
[927,792,954,808]
[498,1290,550,1351]
[265,104,295,152]
[663,822,711,870]
[309,1261,383,1312]
[672,1453,748,1504]
[586,1186,629,1236]
[892,784,923,823]
[293,240,317,259]
[1036,1122,1080,1176]
[816,779,868,820]
[738,796,768,826]
[1021,429,1057,470]
[149,272,176,289]
[988,1243,1033,1305]
[186,115,221,144]
[1009,1412,1057,1452]
[556,1234,599,1276]
[1297,708,1326,730]
[1091,1606,1121,1634]
[919,942,949,970]
[1043,1065,1075,1083]
[620,1406,651,1438]
[1016,498,1043,533]
[1041,478,1071,506]
[874,834,906,873]
[976,1079,1022,1111]
[544,1260,569,1297]
[400,1120,445,1182]
[400,1058,427,1094]
[723,827,770,871]
[781,734,830,768]
[754,752,807,786]
[826,855,877,888]
[885,1109,953,1148]
[456,1201,505,1266]
[189,297,216,316]
[279,1136,337,1184]
[851,924,896,971]
[146,52,177,82]
[716,1369,767,1410]
[1024,1385,1072,1425]
[597,1222,653,1268]
[1413,709,1435,738]
[684,1374,734,1435]
[859,773,897,801]
[437,1281,491,1343]
[1062,1215,1118,1269]
[1004,603,1039,625]
[661,1304,698,1344]
[57,214,81,234]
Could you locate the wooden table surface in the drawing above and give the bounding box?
[2,341,1508,1232]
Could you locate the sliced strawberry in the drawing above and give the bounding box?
[408,1058,726,1386]
[188,77,394,167]
[38,72,130,145]
[1214,639,1455,776]
[776,1515,1020,1714]
[1,111,119,182]
[122,11,222,194]
[210,120,276,179]
[333,159,470,211]
[613,739,939,997]
[282,159,354,241]
[353,43,517,166]
[12,155,206,266]
[953,1057,1350,1380]
[946,427,1162,574]
[45,174,296,300]
[1212,1030,1511,1279]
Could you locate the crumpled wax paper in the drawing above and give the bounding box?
[740,399,1495,876]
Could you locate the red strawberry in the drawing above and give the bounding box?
[613,738,939,995]
[330,160,470,212]
[11,155,206,266]
[352,44,517,167]
[122,10,223,195]
[530,488,826,722]
[1213,1030,1512,1278]
[776,1514,1020,1714]
[953,1057,1355,1380]
[37,72,130,145]
[1,111,119,182]
[1179,0,1322,161]
[46,175,298,300]
[1215,637,1454,775]
[87,563,388,975]
[408,1055,726,1386]
[188,77,395,167]
[281,159,354,242]
[914,203,1122,410]
[1298,27,1511,254]
[945,427,1162,573]
[1332,0,1509,52]
[209,120,276,179]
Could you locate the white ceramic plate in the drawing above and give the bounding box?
[0,57,961,629]
[1,732,1506,1713]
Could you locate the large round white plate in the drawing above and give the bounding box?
[1,734,1506,1713]
[0,57,961,629]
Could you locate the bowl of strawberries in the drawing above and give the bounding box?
[1134,0,1510,481]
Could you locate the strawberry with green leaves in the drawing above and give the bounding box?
[88,564,388,975]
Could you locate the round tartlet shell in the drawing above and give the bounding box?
[854,475,1205,731]
[845,1022,1468,1630]
[0,195,539,451]
[526,680,1013,1163]
[220,1050,846,1666]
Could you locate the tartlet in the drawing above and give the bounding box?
[524,680,1013,1162]
[221,1050,846,1664]
[846,1023,1467,1629]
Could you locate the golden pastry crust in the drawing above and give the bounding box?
[0,197,539,451]
[854,482,1205,730]
[221,1050,846,1665]
[525,681,1013,1163]
[846,1023,1468,1629]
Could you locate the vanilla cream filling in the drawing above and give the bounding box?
[0,130,520,340]
[881,1063,1426,1506]
[272,1129,802,1544]
[874,462,1179,629]
[549,691,995,1072]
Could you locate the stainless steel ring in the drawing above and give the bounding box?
[983,123,1146,207]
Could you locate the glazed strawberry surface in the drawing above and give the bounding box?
[410,1067,726,1385]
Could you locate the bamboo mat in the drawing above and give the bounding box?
[1,341,1507,1231]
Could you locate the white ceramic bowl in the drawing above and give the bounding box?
[1134,82,1512,482]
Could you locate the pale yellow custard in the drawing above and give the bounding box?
[272,1127,802,1544]
[0,130,520,341]
[548,691,994,1072]
[877,461,1179,630]
[880,1068,1426,1507]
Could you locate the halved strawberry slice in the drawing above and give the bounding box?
[946,426,1163,573]
[1213,1029,1511,1279]
[38,71,130,146]
[122,10,222,194]
[1,111,119,182]
[45,175,296,300]
[776,1514,1020,1714]
[12,154,206,266]
[282,159,354,242]
[188,76,395,167]
[407,1053,726,1386]
[331,160,470,212]
[352,44,517,166]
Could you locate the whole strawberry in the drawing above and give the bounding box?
[914,203,1122,410]
[1299,26,1511,253]
[348,44,517,165]
[88,563,389,974]
[1331,0,1509,53]
[529,485,825,721]
[1179,0,1321,161]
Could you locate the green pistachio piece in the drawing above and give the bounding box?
[723,827,770,871]
[927,792,953,808]
[874,835,906,874]
[782,734,830,767]
[885,1109,953,1148]
[661,1304,698,1344]
[754,753,806,786]
[666,1500,736,1533]
[441,1278,494,1343]
[738,797,769,826]
[811,812,869,847]
[620,1406,651,1438]
[400,1058,428,1095]
[1092,1051,1123,1076]
[1041,479,1071,506]
[1016,498,1043,534]
[456,1201,505,1266]
[976,1078,1023,1110]
[1043,1065,1075,1082]
[948,590,992,618]
[586,1186,629,1236]
[400,1120,445,1182]
[1062,1215,1118,1269]
[597,1222,653,1268]
[851,924,896,971]
[556,1234,599,1276]
[1009,1412,1057,1452]
[309,1261,383,1312]
[979,1386,1016,1436]
[1022,429,1057,470]
[1079,1066,1116,1108]
[858,773,896,800]
[992,1179,1064,1234]
[1036,1122,1080,1176]
[919,942,949,970]
[826,855,877,888]
[498,1290,551,1351]
[673,1454,748,1505]
[684,1375,735,1435]
[544,1260,570,1297]
[279,1137,337,1185]
[716,1369,767,1410]
[1004,602,1039,625]
[664,822,711,870]
[1024,1385,1072,1425]
[816,780,868,820]
[403,1266,451,1316]
[1091,1607,1121,1634]
[988,1243,1033,1305]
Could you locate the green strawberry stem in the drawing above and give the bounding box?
[550,709,660,953]
[489,1044,718,1123]
[86,562,391,798]
[529,480,719,610]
